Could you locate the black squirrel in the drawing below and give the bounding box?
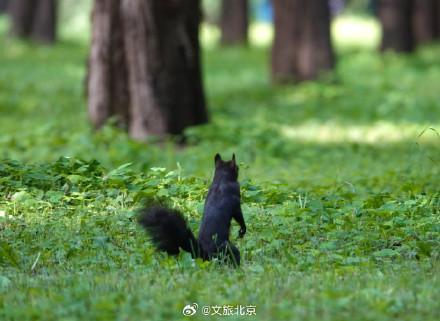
[138,153,246,266]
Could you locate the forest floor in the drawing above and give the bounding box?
[0,15,439,321]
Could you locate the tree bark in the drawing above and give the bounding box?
[87,0,129,130]
[32,0,57,44]
[9,0,57,44]
[9,0,37,38]
[87,0,208,139]
[121,0,164,138]
[272,0,335,83]
[378,0,414,52]
[436,0,440,38]
[412,0,436,44]
[220,0,249,46]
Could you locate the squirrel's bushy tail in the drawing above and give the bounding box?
[138,207,201,257]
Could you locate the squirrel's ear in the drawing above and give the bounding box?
[214,153,222,166]
[231,153,236,166]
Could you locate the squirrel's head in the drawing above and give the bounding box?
[214,153,239,180]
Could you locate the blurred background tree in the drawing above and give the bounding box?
[378,0,414,52]
[272,0,335,82]
[9,0,57,44]
[0,0,439,139]
[87,0,208,140]
[220,0,249,46]
[378,0,440,52]
[412,0,437,45]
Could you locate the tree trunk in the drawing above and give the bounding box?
[87,0,130,130]
[436,0,440,38]
[9,0,57,44]
[0,0,9,13]
[378,0,414,52]
[220,0,249,46]
[412,0,436,44]
[9,0,36,38]
[87,0,208,140]
[32,0,57,43]
[272,0,335,83]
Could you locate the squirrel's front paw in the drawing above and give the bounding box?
[238,227,246,238]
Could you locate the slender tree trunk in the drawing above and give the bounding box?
[87,0,208,139]
[436,0,440,38]
[412,0,436,44]
[9,0,57,44]
[220,0,248,46]
[9,0,36,38]
[378,0,414,52]
[32,0,57,43]
[272,0,334,83]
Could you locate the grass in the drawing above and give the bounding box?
[0,14,439,321]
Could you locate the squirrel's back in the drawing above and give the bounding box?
[198,154,241,255]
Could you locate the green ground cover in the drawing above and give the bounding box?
[0,15,439,321]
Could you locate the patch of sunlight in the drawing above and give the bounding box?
[59,0,92,43]
[0,16,8,34]
[201,23,220,49]
[250,23,273,47]
[202,22,273,48]
[281,121,439,144]
[333,15,381,50]
[60,14,91,43]
[202,14,381,49]
[60,15,91,43]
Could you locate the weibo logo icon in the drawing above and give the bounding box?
[182,303,198,316]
